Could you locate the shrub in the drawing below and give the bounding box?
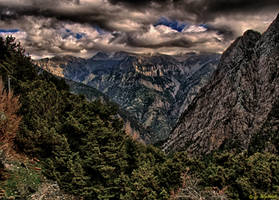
[0,78,21,152]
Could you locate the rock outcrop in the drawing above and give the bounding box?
[163,14,279,154]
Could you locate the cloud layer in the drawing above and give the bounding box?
[0,0,278,59]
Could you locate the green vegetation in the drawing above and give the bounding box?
[0,155,43,199]
[66,79,152,142]
[199,152,279,199]
[0,36,278,199]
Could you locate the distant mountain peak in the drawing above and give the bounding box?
[92,52,109,60]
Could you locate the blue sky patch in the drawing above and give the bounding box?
[154,17,187,32]
[0,29,19,33]
[63,29,85,39]
[75,33,84,39]
[94,26,106,35]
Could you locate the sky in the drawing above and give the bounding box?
[0,0,278,59]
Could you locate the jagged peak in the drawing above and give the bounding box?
[257,13,279,52]
[91,52,109,60]
[217,29,261,72]
[242,30,261,47]
[265,12,279,33]
[226,29,260,55]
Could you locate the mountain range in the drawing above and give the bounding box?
[36,52,220,143]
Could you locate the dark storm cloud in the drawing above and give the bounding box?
[0,0,277,32]
[0,0,278,58]
[205,0,279,13]
[196,0,279,22]
[0,1,115,31]
[109,0,279,21]
[1,0,279,27]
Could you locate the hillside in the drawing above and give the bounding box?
[163,14,279,154]
[65,79,152,142]
[36,52,220,143]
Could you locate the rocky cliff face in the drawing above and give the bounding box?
[36,52,220,143]
[163,14,279,154]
